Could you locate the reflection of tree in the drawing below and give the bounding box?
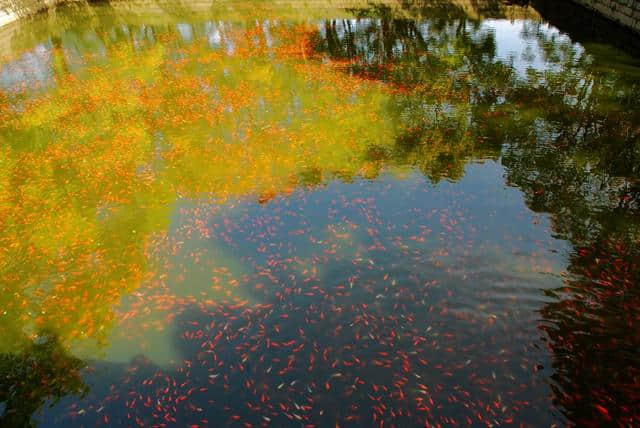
[499,16,639,243]
[539,237,640,425]
[311,6,640,424]
[0,17,401,362]
[0,38,167,356]
[1,1,640,425]
[0,333,87,427]
[492,15,640,426]
[312,10,509,181]
[500,50,640,423]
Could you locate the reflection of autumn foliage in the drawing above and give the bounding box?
[539,238,640,426]
[148,25,399,196]
[1,7,639,426]
[0,22,416,354]
[0,43,164,353]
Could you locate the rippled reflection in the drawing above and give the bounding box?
[0,0,638,426]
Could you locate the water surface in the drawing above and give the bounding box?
[0,1,639,426]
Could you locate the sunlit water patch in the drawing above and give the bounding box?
[1,1,639,426]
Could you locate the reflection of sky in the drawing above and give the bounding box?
[0,43,54,91]
[483,19,582,77]
[177,23,194,42]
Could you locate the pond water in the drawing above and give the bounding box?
[1,1,639,426]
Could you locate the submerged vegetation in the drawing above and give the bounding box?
[0,0,639,426]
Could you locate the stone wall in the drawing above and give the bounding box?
[1,0,639,36]
[0,0,57,27]
[0,0,543,30]
[571,0,640,33]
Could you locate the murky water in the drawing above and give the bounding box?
[1,1,639,426]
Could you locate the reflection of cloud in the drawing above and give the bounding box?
[482,19,578,77]
[0,42,53,91]
[177,23,193,42]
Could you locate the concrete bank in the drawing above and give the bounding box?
[571,0,640,33]
[1,0,57,27]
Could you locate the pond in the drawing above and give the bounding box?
[0,0,639,426]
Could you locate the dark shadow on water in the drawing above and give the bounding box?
[0,333,87,427]
[530,0,640,53]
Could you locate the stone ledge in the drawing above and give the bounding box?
[571,0,640,33]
